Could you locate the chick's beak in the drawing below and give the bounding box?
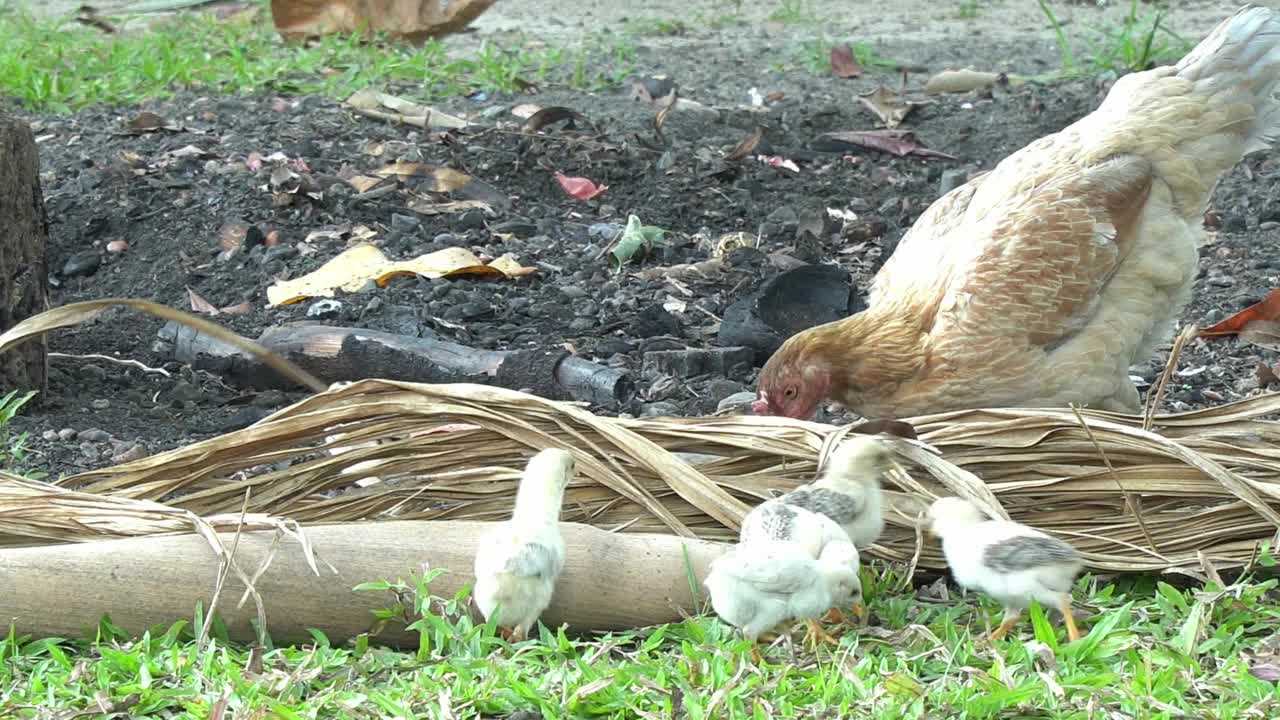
[850,601,868,625]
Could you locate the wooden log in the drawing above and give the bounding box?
[158,321,634,407]
[0,112,49,396]
[0,520,730,648]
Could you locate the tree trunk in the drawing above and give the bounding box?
[0,112,49,396]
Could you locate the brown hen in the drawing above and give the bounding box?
[755,4,1280,420]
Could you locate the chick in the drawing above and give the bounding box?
[780,435,891,548]
[926,496,1085,643]
[705,538,862,658]
[738,496,866,629]
[472,448,575,642]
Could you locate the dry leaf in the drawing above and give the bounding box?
[1257,363,1280,387]
[818,130,958,160]
[724,127,764,162]
[923,69,1029,94]
[126,112,170,133]
[406,198,494,216]
[524,106,582,132]
[347,175,384,193]
[187,287,221,316]
[1201,289,1280,344]
[270,0,496,43]
[858,86,925,129]
[554,172,607,201]
[830,45,863,79]
[344,89,469,130]
[266,243,534,305]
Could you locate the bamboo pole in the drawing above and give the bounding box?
[1,520,731,648]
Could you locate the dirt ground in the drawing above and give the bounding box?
[3,0,1279,480]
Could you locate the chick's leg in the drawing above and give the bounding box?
[1059,594,1081,643]
[988,608,1021,642]
[802,618,838,651]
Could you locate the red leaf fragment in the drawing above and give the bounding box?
[554,172,607,201]
[1257,362,1280,387]
[1200,288,1280,337]
[830,45,863,79]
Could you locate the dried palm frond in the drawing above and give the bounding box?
[5,379,1278,575]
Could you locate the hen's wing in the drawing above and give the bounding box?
[867,171,989,307]
[916,155,1154,361]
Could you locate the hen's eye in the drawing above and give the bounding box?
[783,387,797,399]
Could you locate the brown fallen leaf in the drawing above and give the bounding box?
[524,106,583,132]
[1201,289,1280,348]
[724,126,764,162]
[1257,363,1280,387]
[858,86,927,129]
[270,0,496,43]
[817,130,958,160]
[126,111,170,132]
[830,45,863,79]
[187,287,221,316]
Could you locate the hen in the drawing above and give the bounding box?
[472,448,575,642]
[755,5,1280,420]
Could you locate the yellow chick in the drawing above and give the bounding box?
[472,448,575,642]
[926,496,1085,643]
[705,538,862,658]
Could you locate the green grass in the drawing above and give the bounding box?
[1036,0,1193,76]
[0,389,41,478]
[0,5,634,112]
[4,559,1278,718]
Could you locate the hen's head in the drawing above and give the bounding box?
[753,342,833,419]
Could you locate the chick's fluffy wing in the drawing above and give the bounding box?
[476,531,561,579]
[717,549,815,597]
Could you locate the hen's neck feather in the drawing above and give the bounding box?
[805,307,928,389]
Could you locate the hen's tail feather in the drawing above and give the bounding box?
[1175,4,1280,155]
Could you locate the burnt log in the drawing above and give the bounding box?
[159,321,634,407]
[0,112,49,396]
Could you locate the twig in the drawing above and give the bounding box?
[48,352,170,377]
[1069,404,1160,555]
[197,487,252,650]
[1144,324,1198,431]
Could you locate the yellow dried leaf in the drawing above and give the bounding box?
[265,243,534,306]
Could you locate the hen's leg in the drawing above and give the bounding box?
[988,607,1021,642]
[497,626,517,643]
[1059,594,1082,643]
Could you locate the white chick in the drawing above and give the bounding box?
[472,448,575,642]
[781,435,891,548]
[705,538,862,657]
[926,496,1085,643]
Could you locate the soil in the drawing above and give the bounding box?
[3,2,1279,480]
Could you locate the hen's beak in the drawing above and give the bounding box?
[750,391,770,415]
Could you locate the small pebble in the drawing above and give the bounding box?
[91,399,110,410]
[58,428,77,441]
[79,428,112,443]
